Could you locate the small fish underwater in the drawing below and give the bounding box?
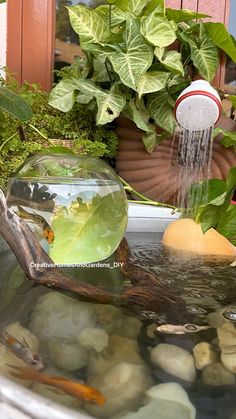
[0,329,43,370]
[17,206,55,244]
[156,323,213,335]
[8,366,106,406]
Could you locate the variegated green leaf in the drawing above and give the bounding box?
[67,5,111,44]
[148,92,176,133]
[137,71,170,97]
[205,22,236,62]
[154,48,184,76]
[96,85,126,124]
[141,14,177,47]
[109,19,153,90]
[76,92,93,104]
[166,8,210,23]
[96,5,127,28]
[84,44,117,62]
[49,78,81,112]
[105,0,129,11]
[190,37,219,82]
[143,0,164,15]
[129,0,150,16]
[127,98,158,152]
[92,59,110,82]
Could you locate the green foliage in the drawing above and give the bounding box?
[0,76,118,189]
[0,85,33,121]
[187,168,236,244]
[49,0,236,152]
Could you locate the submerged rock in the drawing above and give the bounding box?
[118,399,194,419]
[48,337,88,372]
[87,335,144,380]
[77,327,109,352]
[193,342,219,370]
[151,344,196,382]
[30,292,97,341]
[86,362,152,418]
[145,382,196,419]
[218,322,236,354]
[94,304,141,339]
[202,362,235,386]
[221,353,236,374]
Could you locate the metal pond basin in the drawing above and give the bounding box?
[0,206,180,418]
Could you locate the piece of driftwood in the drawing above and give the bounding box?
[0,190,186,320]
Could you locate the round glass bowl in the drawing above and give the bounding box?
[6,154,128,265]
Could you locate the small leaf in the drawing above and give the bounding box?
[141,14,177,47]
[166,8,210,23]
[148,92,176,133]
[200,206,219,234]
[137,71,170,97]
[109,19,153,90]
[205,22,236,62]
[0,86,33,121]
[155,48,184,76]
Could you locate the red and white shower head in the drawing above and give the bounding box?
[175,80,222,131]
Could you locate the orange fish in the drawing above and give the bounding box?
[17,206,55,244]
[8,366,105,406]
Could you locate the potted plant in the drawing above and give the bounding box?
[49,0,236,204]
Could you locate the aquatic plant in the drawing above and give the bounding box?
[49,0,236,152]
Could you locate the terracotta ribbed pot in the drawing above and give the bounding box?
[116,115,236,205]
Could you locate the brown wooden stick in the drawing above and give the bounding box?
[0,190,187,321]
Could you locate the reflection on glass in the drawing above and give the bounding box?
[55,0,104,75]
[225,0,236,89]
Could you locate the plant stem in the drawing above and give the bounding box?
[27,123,54,146]
[0,132,18,153]
[118,175,177,210]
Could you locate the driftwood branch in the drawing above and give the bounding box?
[0,190,187,320]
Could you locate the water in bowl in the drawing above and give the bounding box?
[0,232,236,418]
[6,177,128,264]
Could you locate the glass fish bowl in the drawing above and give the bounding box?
[6,154,128,265]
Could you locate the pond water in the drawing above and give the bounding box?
[0,232,236,419]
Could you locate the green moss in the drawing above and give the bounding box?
[0,75,118,189]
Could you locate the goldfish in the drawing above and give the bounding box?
[8,366,105,406]
[17,206,54,244]
[156,323,212,335]
[0,329,43,370]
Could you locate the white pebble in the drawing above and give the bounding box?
[151,344,196,382]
